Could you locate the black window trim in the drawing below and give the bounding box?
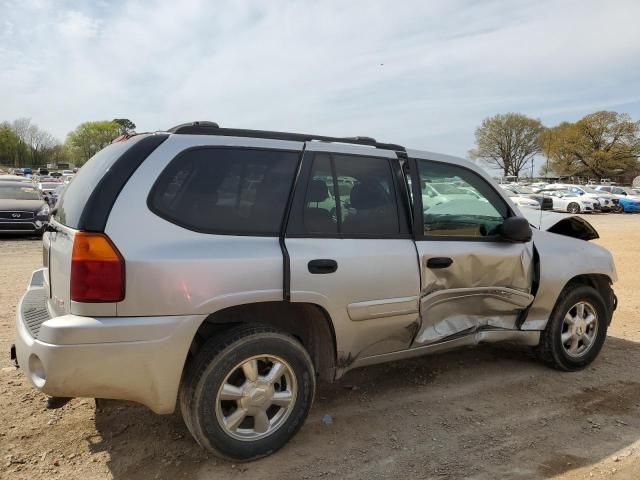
[60,133,169,232]
[409,156,517,243]
[147,145,304,237]
[285,150,413,240]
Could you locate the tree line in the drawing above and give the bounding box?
[0,118,136,168]
[2,112,638,180]
[469,111,640,180]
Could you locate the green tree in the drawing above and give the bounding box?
[541,111,640,178]
[0,122,21,167]
[65,120,121,164]
[468,113,544,177]
[113,118,136,135]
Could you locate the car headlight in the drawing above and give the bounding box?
[37,203,50,217]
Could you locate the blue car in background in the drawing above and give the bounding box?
[618,196,640,213]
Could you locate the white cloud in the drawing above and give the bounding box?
[57,10,100,38]
[0,0,639,159]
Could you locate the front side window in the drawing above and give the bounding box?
[417,159,508,238]
[149,147,299,235]
[302,153,400,236]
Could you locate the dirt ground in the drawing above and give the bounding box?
[1,214,640,480]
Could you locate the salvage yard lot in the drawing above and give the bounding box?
[1,214,640,480]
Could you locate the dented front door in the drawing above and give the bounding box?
[409,156,535,346]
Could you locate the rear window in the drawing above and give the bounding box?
[149,147,300,235]
[54,138,138,228]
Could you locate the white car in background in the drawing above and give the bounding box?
[421,181,483,209]
[594,185,640,200]
[545,184,618,212]
[545,190,600,214]
[503,190,540,209]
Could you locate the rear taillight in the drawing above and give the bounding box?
[70,232,125,302]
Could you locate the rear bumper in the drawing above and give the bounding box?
[15,269,204,414]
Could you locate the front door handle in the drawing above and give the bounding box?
[308,259,338,274]
[426,257,453,269]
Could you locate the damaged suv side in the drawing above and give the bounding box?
[14,123,617,460]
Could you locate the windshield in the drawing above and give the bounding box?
[0,184,41,200]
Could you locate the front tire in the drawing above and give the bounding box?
[567,202,581,214]
[536,285,608,371]
[179,325,315,461]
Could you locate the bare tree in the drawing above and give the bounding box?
[469,113,544,178]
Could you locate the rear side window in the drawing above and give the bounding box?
[149,147,300,235]
[54,139,135,227]
[302,153,400,236]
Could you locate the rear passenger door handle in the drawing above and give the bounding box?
[308,259,338,274]
[426,257,453,269]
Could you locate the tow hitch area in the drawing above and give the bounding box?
[10,344,18,368]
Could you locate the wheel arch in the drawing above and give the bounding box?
[561,273,616,324]
[186,301,338,382]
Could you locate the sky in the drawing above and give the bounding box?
[1,0,640,165]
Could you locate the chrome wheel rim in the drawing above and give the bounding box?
[568,203,579,214]
[215,355,297,441]
[561,301,598,358]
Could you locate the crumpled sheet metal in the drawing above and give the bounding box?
[420,242,533,295]
[415,286,534,344]
[415,241,534,345]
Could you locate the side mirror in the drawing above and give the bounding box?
[499,216,532,243]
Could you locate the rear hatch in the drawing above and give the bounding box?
[45,137,158,317]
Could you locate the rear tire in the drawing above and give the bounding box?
[536,285,608,371]
[179,324,315,461]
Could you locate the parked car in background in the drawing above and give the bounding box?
[594,185,640,200]
[503,190,540,209]
[421,181,484,209]
[38,182,63,205]
[0,175,34,183]
[500,185,552,210]
[0,180,49,235]
[546,185,619,212]
[38,168,49,175]
[545,190,600,214]
[617,196,640,213]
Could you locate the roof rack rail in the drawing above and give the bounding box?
[165,122,405,152]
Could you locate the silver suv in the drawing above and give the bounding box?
[13,122,617,460]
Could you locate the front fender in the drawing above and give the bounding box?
[520,229,616,330]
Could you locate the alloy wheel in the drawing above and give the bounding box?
[215,355,297,441]
[561,301,598,358]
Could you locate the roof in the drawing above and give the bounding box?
[165,121,406,152]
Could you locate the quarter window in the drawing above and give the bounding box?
[149,147,299,235]
[417,160,508,238]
